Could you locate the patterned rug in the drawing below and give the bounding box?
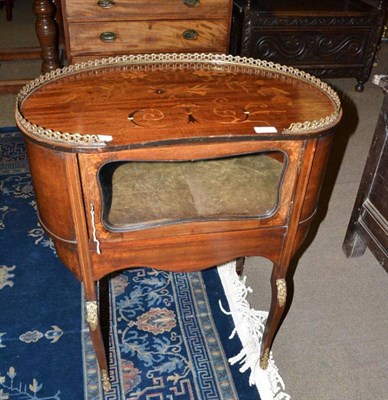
[0,127,290,400]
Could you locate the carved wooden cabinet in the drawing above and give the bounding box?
[343,76,388,270]
[230,0,386,91]
[59,0,233,64]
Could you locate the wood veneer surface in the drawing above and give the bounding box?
[20,60,337,149]
[64,0,230,20]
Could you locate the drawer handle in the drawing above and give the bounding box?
[183,0,200,7]
[97,0,114,8]
[99,31,117,42]
[182,29,198,40]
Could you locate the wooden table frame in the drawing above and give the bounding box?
[16,53,342,391]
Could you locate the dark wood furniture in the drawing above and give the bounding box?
[0,0,47,94]
[16,53,341,391]
[343,75,388,270]
[4,0,14,21]
[230,0,387,92]
[33,0,62,72]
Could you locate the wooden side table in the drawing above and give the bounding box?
[343,75,388,270]
[230,0,387,92]
[16,53,342,391]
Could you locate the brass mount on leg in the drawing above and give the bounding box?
[276,278,287,307]
[101,369,112,391]
[86,300,98,331]
[260,347,270,369]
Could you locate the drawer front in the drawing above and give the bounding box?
[64,0,231,21]
[68,20,229,55]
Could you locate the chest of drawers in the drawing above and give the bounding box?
[60,0,233,63]
[343,76,388,269]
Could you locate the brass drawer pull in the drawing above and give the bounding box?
[182,29,198,40]
[99,32,117,43]
[183,0,200,7]
[97,0,115,8]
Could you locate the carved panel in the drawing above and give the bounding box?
[302,67,362,79]
[251,32,367,65]
[231,1,387,90]
[252,16,378,27]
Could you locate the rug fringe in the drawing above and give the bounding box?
[217,261,291,400]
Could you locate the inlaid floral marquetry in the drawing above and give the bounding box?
[17,53,341,148]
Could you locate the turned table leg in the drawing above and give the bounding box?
[32,0,60,72]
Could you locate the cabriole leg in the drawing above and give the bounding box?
[236,257,246,276]
[64,156,112,391]
[85,294,112,392]
[260,264,289,369]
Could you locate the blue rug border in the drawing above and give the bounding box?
[0,126,18,132]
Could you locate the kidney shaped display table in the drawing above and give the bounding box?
[16,53,341,391]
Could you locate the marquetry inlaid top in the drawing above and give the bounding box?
[16,53,341,150]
